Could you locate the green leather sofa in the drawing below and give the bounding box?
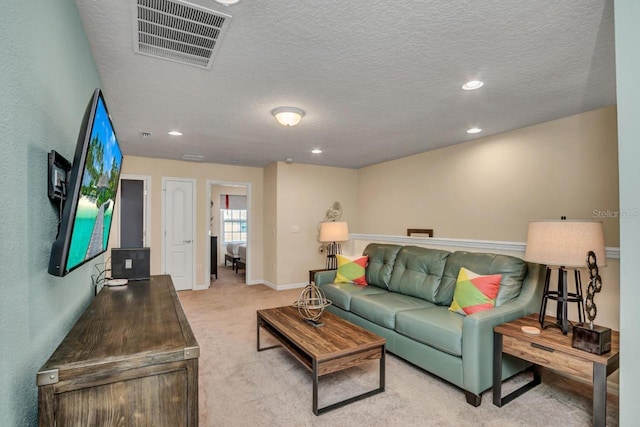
[315,243,545,406]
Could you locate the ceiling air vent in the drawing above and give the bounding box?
[133,0,231,69]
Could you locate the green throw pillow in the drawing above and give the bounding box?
[449,267,502,315]
[335,254,368,286]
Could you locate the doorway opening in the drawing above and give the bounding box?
[116,174,151,249]
[207,180,251,286]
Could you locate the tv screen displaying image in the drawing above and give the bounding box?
[66,97,122,270]
[49,89,123,276]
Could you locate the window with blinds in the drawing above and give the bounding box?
[221,209,247,243]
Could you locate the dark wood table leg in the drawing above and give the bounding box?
[256,314,260,352]
[493,331,541,406]
[593,362,607,427]
[493,331,503,406]
[256,315,281,352]
[314,345,386,415]
[313,358,319,415]
[380,346,386,391]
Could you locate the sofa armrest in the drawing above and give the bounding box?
[461,263,545,394]
[314,270,337,286]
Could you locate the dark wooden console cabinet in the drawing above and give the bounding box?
[37,275,199,426]
[210,235,218,279]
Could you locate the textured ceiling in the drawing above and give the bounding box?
[76,0,616,169]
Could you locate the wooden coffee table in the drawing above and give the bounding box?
[257,306,386,415]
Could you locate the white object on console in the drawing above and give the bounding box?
[106,278,128,287]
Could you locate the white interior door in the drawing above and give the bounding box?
[163,178,195,291]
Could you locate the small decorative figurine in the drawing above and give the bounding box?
[293,283,332,327]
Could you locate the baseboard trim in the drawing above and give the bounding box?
[193,282,209,291]
[276,282,307,291]
[257,280,306,291]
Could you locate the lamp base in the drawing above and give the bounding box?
[325,242,341,270]
[571,323,612,355]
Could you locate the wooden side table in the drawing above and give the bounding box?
[493,314,619,427]
[309,268,334,284]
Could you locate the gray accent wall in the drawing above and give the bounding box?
[0,1,102,425]
[615,0,640,423]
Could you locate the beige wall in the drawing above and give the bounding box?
[116,156,264,287]
[110,107,620,322]
[355,105,620,329]
[263,163,277,284]
[271,162,359,286]
[358,106,620,246]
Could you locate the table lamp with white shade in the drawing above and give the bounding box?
[319,221,349,270]
[524,219,606,336]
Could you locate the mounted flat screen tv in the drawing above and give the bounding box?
[49,89,123,277]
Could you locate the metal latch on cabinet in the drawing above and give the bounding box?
[37,369,59,386]
[184,346,200,360]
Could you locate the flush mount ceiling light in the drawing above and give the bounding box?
[462,80,484,90]
[311,149,322,154]
[215,0,240,5]
[467,127,482,134]
[168,130,183,136]
[272,107,305,127]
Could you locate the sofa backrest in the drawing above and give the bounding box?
[363,243,402,289]
[387,246,450,303]
[436,251,528,306]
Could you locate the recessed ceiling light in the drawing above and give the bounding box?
[168,130,183,136]
[215,0,240,5]
[467,127,482,134]
[311,149,322,154]
[462,80,484,90]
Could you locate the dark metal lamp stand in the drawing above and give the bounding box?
[538,266,585,334]
[325,242,341,270]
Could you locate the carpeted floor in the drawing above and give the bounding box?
[178,267,618,426]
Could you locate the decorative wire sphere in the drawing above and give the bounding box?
[293,283,332,322]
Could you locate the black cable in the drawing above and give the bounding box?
[92,259,111,289]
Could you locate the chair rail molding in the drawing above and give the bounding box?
[350,234,620,260]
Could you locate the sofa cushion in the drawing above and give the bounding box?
[436,251,528,307]
[320,282,388,311]
[395,306,463,357]
[387,246,450,303]
[448,267,501,315]
[350,293,435,329]
[363,243,402,289]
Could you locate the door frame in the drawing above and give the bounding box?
[206,180,252,287]
[116,174,151,248]
[162,177,197,290]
